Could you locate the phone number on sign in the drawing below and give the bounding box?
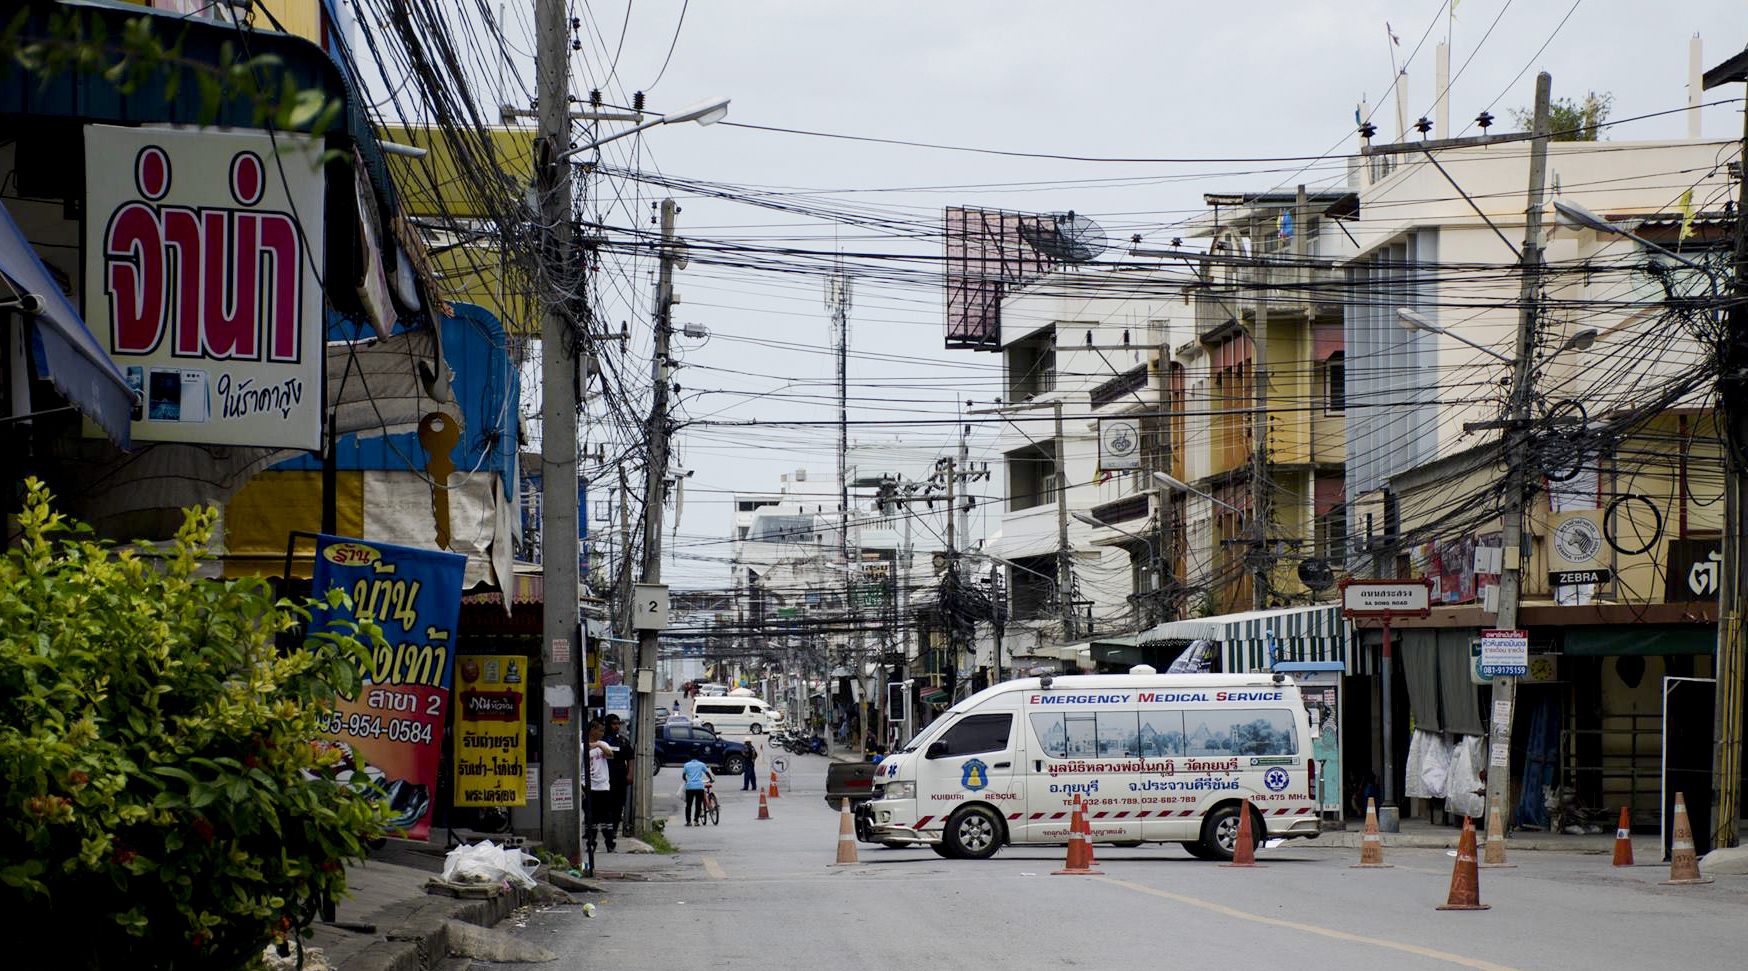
[317,711,436,745]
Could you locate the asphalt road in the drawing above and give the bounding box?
[502,755,1748,971]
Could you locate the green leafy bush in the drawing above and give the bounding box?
[1,480,387,970]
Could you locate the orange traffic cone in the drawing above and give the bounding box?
[1220,800,1264,868]
[1611,807,1634,867]
[1436,816,1490,910]
[769,769,780,799]
[831,799,859,866]
[757,790,771,820]
[1663,792,1713,885]
[1076,794,1100,866]
[1052,797,1102,875]
[1352,797,1392,868]
[1479,804,1515,868]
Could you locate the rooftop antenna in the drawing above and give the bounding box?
[1022,211,1108,263]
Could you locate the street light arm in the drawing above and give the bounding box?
[1552,199,1722,303]
[1396,308,1516,365]
[1151,471,1244,514]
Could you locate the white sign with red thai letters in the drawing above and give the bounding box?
[84,125,325,449]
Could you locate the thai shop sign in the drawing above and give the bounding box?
[453,655,528,807]
[83,124,324,449]
[311,535,467,840]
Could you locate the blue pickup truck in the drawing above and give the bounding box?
[652,723,751,777]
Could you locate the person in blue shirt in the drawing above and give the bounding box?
[681,757,714,826]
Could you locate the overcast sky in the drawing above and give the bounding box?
[466,0,1746,588]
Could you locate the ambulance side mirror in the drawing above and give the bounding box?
[926,741,949,759]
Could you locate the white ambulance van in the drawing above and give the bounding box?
[865,671,1319,860]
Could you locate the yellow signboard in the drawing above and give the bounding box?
[452,655,528,807]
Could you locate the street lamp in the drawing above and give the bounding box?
[1398,307,1600,360]
[1073,512,1166,626]
[1152,470,1244,514]
[1552,198,1722,309]
[559,97,731,160]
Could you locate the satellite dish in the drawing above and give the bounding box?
[1022,211,1108,263]
[1297,558,1336,591]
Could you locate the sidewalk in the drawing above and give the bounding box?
[1310,817,1636,855]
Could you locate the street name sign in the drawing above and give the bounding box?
[1339,579,1432,617]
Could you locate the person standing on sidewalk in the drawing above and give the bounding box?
[681,756,714,826]
[603,714,633,837]
[584,720,617,852]
[742,741,759,790]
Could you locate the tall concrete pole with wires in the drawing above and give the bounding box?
[535,0,580,860]
[632,199,680,837]
[1703,46,1748,851]
[1483,71,1552,865]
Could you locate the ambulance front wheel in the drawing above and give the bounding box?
[943,805,1004,860]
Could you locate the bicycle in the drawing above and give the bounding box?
[703,779,721,826]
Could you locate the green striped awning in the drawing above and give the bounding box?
[1143,604,1370,675]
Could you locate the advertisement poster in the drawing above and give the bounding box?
[83,124,325,449]
[453,655,528,807]
[311,535,467,840]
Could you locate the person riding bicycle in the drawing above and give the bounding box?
[681,756,715,826]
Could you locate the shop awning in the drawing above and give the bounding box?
[920,688,949,705]
[1141,603,1365,674]
[1,200,132,447]
[1563,624,1715,657]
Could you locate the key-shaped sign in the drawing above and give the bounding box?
[418,412,460,549]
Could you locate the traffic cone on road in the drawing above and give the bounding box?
[1352,797,1392,868]
[757,790,771,821]
[1435,816,1490,910]
[769,769,780,799]
[1052,798,1102,875]
[1662,792,1713,885]
[1075,795,1100,866]
[1611,807,1634,867]
[1221,800,1265,868]
[831,799,859,866]
[1479,804,1515,868]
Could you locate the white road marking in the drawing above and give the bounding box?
[1093,875,1529,971]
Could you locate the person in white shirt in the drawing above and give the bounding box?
[584,720,617,852]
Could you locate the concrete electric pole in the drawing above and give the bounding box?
[631,199,680,837]
[535,0,581,862]
[1483,71,1552,865]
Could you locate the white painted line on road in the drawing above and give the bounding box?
[702,856,728,880]
[1093,876,1528,971]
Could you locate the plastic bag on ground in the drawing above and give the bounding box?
[440,840,540,889]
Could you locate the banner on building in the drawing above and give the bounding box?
[311,535,467,839]
[453,655,528,807]
[1098,417,1142,470]
[84,124,325,449]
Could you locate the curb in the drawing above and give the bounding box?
[336,883,539,971]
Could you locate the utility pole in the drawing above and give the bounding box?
[826,272,861,755]
[618,468,633,676]
[1704,46,1748,850]
[631,198,679,837]
[1053,400,1077,641]
[535,0,580,861]
[1250,210,1272,611]
[1483,71,1552,865]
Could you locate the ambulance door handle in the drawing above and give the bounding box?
[993,762,1011,769]
[1033,760,1042,772]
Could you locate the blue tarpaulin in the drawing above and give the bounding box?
[0,200,133,447]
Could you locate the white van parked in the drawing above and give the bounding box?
[691,696,783,735]
[865,671,1319,860]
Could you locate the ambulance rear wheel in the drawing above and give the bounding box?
[1200,803,1263,862]
[943,805,1004,860]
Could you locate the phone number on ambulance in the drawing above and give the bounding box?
[316,711,436,745]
